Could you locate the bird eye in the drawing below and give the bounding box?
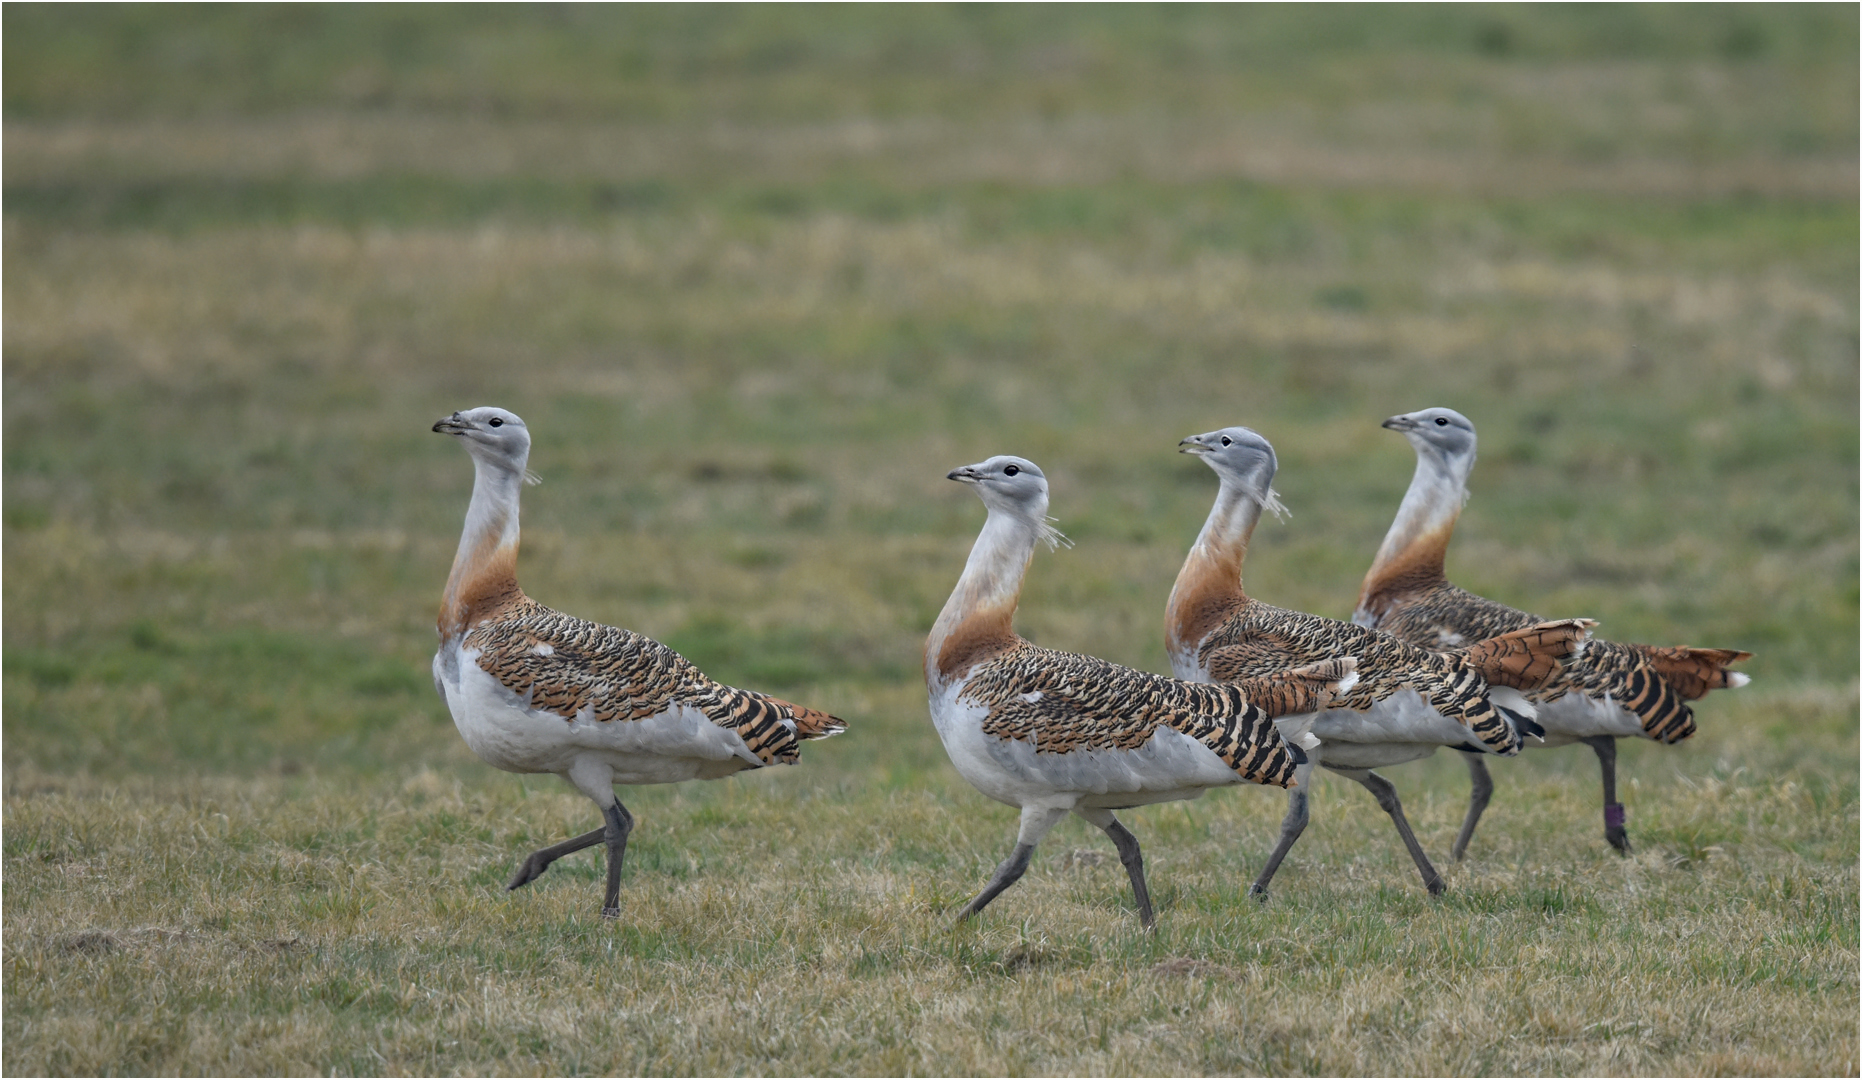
[1003,464,1020,477]
[1434,417,1448,426]
[489,418,504,428]
[1220,436,1232,446]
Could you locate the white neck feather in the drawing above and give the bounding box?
[1192,480,1269,575]
[440,454,526,638]
[1164,476,1268,668]
[926,507,1041,684]
[1367,448,1468,578]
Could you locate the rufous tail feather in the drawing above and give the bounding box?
[1456,618,1595,690]
[1229,657,1359,719]
[1640,646,1752,700]
[775,698,847,739]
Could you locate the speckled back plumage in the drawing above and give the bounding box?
[467,596,845,765]
[1197,599,1520,754]
[1368,580,1533,650]
[1370,580,1746,744]
[956,641,1307,787]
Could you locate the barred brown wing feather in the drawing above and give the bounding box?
[1222,657,1356,717]
[1381,584,1749,743]
[1452,618,1594,690]
[466,600,688,722]
[1199,602,1519,753]
[1202,637,1309,685]
[1379,582,1544,651]
[961,644,1300,787]
[465,598,841,765]
[1565,640,1740,744]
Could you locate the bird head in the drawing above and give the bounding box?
[1382,407,1477,472]
[947,455,1069,549]
[1178,426,1287,518]
[433,407,533,475]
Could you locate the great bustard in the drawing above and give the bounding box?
[431,407,844,917]
[1356,406,1750,856]
[1167,426,1592,897]
[927,455,1355,927]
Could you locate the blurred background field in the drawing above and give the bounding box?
[4,5,1856,1075]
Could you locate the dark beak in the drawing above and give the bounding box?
[1381,415,1414,432]
[433,412,467,434]
[1178,436,1209,455]
[947,467,980,483]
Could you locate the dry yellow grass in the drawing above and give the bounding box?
[6,676,1856,1075]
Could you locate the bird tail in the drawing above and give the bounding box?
[1233,657,1358,724]
[1456,618,1595,690]
[1638,646,1752,700]
[775,698,847,740]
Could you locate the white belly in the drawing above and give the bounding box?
[928,679,1244,811]
[435,642,759,784]
[1310,689,1485,749]
[1312,741,1440,771]
[1529,691,1647,745]
[1171,649,1502,770]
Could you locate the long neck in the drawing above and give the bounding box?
[1357,449,1465,619]
[926,508,1037,685]
[439,455,526,641]
[1166,480,1263,656]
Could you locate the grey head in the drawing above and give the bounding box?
[1382,407,1477,473]
[948,454,1048,516]
[948,455,1069,547]
[433,406,533,475]
[1178,426,1287,517]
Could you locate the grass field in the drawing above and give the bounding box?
[4,6,1857,1075]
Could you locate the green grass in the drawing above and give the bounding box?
[4,4,1856,1074]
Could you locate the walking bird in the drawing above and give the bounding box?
[927,455,1356,927]
[1356,406,1750,856]
[1167,426,1592,897]
[431,407,844,917]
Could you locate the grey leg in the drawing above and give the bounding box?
[507,826,608,891]
[1249,761,1312,901]
[1583,736,1630,855]
[958,843,1036,922]
[957,805,1068,923]
[1074,807,1155,928]
[599,800,635,918]
[1450,751,1494,862]
[1333,767,1446,896]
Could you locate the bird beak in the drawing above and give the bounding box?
[1381,414,1416,432]
[433,412,468,434]
[1178,435,1211,455]
[947,466,982,484]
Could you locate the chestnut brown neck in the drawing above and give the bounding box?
[927,509,1037,685]
[1356,451,1463,622]
[1167,482,1262,658]
[440,457,528,640]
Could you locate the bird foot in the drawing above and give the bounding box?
[506,855,551,891]
[600,905,621,920]
[1424,877,1447,897]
